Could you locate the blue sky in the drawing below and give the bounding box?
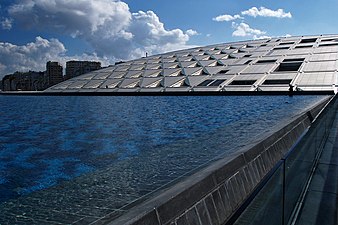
[0,0,338,77]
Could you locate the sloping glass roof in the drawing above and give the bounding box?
[45,35,338,93]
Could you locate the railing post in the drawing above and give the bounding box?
[282,159,286,225]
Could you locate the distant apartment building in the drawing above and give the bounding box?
[65,61,101,80]
[1,71,48,91]
[46,61,63,86]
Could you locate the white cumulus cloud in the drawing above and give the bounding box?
[213,14,243,22]
[7,0,195,62]
[0,37,66,75]
[241,7,292,18]
[1,18,12,30]
[253,35,271,40]
[186,29,199,36]
[0,37,116,77]
[8,0,131,36]
[232,22,266,37]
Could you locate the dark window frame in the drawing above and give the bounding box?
[273,46,289,50]
[230,80,256,85]
[274,62,303,72]
[319,43,338,47]
[263,79,292,85]
[256,59,277,64]
[294,45,313,49]
[321,38,338,42]
[300,38,317,43]
[197,79,227,87]
[209,79,227,86]
[283,58,305,62]
[197,79,214,87]
[218,69,229,74]
[279,42,295,45]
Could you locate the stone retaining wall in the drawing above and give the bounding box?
[109,96,332,225]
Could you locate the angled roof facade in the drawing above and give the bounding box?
[46,35,338,93]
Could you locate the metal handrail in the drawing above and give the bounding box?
[230,94,337,225]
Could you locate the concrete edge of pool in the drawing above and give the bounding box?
[0,90,335,96]
[105,95,332,225]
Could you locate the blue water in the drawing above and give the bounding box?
[0,95,327,203]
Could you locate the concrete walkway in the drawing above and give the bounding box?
[296,112,338,225]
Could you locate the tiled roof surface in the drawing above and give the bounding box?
[46,35,338,93]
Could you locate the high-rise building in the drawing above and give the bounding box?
[46,61,63,86]
[65,61,101,80]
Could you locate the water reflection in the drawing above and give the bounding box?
[0,95,327,203]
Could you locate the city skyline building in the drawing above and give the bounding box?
[0,60,104,91]
[46,61,63,86]
[65,60,101,80]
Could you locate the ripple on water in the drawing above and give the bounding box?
[0,95,328,203]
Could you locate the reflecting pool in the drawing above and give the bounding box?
[0,95,328,224]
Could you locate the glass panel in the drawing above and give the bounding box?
[234,95,337,225]
[263,79,292,85]
[230,80,256,85]
[209,79,226,86]
[197,79,214,87]
[275,62,302,72]
[283,149,313,222]
[234,166,283,225]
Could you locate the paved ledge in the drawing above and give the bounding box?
[108,96,332,225]
[0,90,335,96]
